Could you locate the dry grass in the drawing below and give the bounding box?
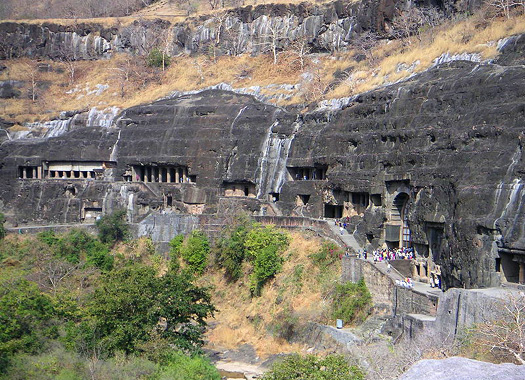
[326,13,525,98]
[201,231,340,359]
[1,11,524,125]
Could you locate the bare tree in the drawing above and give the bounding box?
[110,55,134,98]
[484,0,525,18]
[43,260,78,295]
[470,292,525,364]
[287,35,312,71]
[390,7,442,45]
[24,61,39,103]
[352,31,380,66]
[256,18,290,65]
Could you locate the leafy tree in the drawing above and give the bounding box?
[86,265,215,355]
[215,222,250,282]
[332,278,372,325]
[147,47,171,69]
[180,230,210,274]
[262,354,364,380]
[95,210,129,245]
[38,229,113,271]
[0,212,5,240]
[250,245,283,296]
[244,225,289,296]
[0,278,56,371]
[169,234,184,257]
[244,224,288,261]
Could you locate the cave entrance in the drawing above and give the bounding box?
[324,204,343,219]
[296,194,310,206]
[499,252,525,284]
[391,193,411,247]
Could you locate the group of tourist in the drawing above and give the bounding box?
[334,218,350,235]
[358,247,415,262]
[396,277,414,289]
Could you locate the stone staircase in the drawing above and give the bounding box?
[327,220,363,253]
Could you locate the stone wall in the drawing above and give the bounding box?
[342,257,439,317]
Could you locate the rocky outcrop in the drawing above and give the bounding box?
[1,34,524,291]
[0,0,482,60]
[399,357,525,380]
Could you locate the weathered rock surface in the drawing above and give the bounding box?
[0,80,23,98]
[399,357,525,380]
[0,0,481,60]
[1,34,524,291]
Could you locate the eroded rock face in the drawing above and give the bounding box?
[0,0,481,60]
[1,35,524,290]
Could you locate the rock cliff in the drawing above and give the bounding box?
[0,0,481,60]
[1,33,524,290]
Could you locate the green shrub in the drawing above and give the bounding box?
[155,352,221,380]
[38,229,113,271]
[262,354,364,380]
[215,223,249,282]
[180,230,210,274]
[310,242,341,269]
[96,210,129,245]
[244,225,289,296]
[331,278,372,325]
[169,234,184,257]
[0,213,6,240]
[244,224,289,261]
[0,279,56,372]
[37,230,60,247]
[147,48,170,68]
[250,245,283,296]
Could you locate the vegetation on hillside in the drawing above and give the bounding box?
[0,212,217,378]
[203,216,371,358]
[0,211,374,377]
[262,354,364,380]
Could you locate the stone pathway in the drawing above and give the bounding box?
[327,220,363,253]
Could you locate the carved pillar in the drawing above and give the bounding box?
[183,167,187,183]
[22,167,27,179]
[520,263,525,285]
[167,168,171,183]
[175,168,180,183]
[37,167,42,179]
